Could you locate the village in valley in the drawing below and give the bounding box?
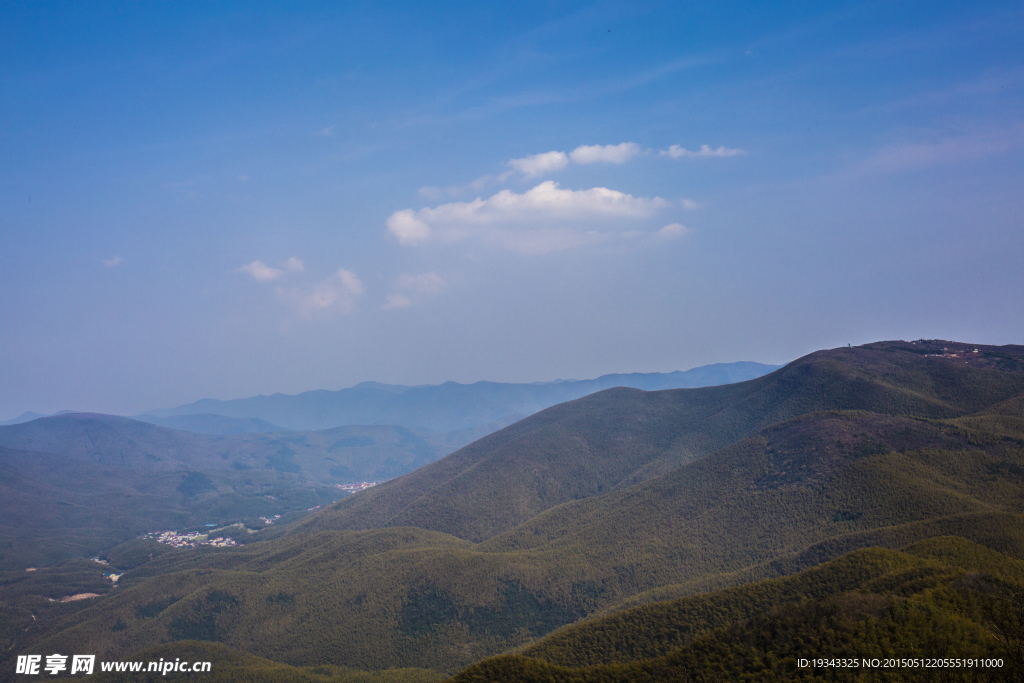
[145,529,240,549]
[337,481,379,493]
[139,482,380,550]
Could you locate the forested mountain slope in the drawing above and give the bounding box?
[450,535,1024,682]
[4,340,1024,679]
[301,340,1024,542]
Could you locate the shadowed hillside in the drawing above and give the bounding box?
[301,340,1024,542]
[449,536,1024,682]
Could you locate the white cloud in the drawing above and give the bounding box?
[660,144,747,158]
[387,181,668,255]
[386,210,432,245]
[101,255,123,267]
[284,257,305,272]
[419,172,514,199]
[385,272,446,310]
[570,142,641,164]
[383,293,412,310]
[277,268,363,317]
[658,223,689,238]
[506,144,640,179]
[418,186,445,200]
[336,269,363,295]
[315,126,335,137]
[397,272,446,295]
[681,199,702,210]
[402,181,665,226]
[507,151,569,178]
[237,261,284,282]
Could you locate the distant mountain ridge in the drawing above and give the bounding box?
[141,362,781,432]
[0,410,68,426]
[134,413,290,435]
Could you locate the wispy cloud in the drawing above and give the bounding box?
[507,151,569,178]
[396,272,446,296]
[657,223,689,238]
[854,68,1024,117]
[277,268,363,317]
[660,144,747,158]
[387,181,668,255]
[383,293,412,310]
[570,142,641,164]
[419,172,514,199]
[506,143,642,179]
[854,126,1023,174]
[101,255,123,267]
[314,126,335,137]
[384,272,446,309]
[284,257,305,272]
[237,261,284,282]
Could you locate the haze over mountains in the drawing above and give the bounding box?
[0,362,776,571]
[4,339,1024,682]
[139,362,780,432]
[0,413,517,571]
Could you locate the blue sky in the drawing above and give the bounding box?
[2,0,1022,418]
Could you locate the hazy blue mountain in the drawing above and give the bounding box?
[0,411,49,426]
[142,361,781,432]
[0,411,520,570]
[134,413,290,434]
[0,412,519,482]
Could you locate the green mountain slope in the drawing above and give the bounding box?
[0,444,341,571]
[450,536,1024,682]
[302,341,1024,542]
[3,340,1024,678]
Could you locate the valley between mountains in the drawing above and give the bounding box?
[3,340,1024,682]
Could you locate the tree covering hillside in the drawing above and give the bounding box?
[302,340,1024,542]
[0,444,339,571]
[450,536,1024,682]
[2,340,1023,680]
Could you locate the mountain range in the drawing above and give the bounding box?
[2,341,1023,682]
[138,362,781,432]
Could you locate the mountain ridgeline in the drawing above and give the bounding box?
[140,362,780,432]
[302,340,1024,542]
[2,340,1024,682]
